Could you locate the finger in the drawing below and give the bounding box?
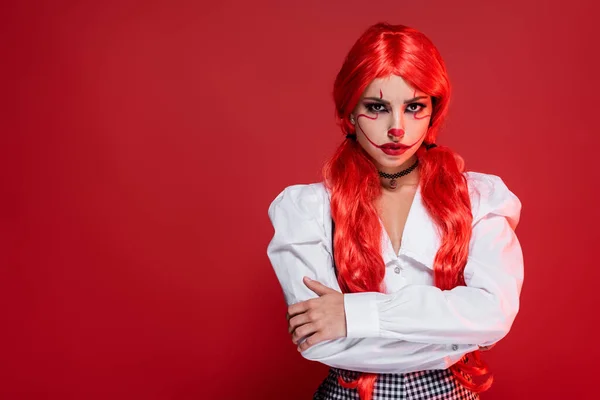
[292,322,318,345]
[287,299,313,319]
[303,277,336,296]
[298,331,326,352]
[288,312,312,334]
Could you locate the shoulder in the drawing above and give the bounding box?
[267,182,330,226]
[267,182,331,248]
[463,171,522,229]
[268,182,328,215]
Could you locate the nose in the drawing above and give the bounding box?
[388,110,405,140]
[388,128,404,140]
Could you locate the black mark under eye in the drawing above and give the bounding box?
[406,103,427,113]
[364,102,388,113]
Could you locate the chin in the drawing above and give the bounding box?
[380,154,411,165]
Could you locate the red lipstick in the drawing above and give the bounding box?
[381,147,408,156]
[379,142,411,156]
[380,142,410,149]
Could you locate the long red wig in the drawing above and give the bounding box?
[321,22,493,400]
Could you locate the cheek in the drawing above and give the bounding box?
[402,120,429,145]
[356,113,388,135]
[405,115,431,133]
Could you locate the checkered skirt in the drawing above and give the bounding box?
[312,367,480,400]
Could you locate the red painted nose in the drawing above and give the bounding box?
[388,128,404,137]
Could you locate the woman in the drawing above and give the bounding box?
[266,22,523,400]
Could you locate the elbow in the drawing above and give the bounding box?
[299,349,319,361]
[479,321,511,347]
[479,298,520,346]
[298,338,359,361]
[299,342,331,361]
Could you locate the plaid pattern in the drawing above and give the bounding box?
[313,367,480,400]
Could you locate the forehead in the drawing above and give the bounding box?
[362,75,426,100]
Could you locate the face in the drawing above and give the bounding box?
[350,75,432,171]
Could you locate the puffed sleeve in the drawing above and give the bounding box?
[266,184,341,305]
[267,183,479,373]
[343,174,524,347]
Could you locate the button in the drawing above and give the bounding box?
[452,344,458,351]
[394,266,401,274]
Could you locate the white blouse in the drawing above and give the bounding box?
[266,171,524,374]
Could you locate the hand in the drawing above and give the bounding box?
[286,277,346,352]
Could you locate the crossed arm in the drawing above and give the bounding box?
[267,182,522,373]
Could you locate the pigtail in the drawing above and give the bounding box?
[321,22,494,399]
[418,144,494,392]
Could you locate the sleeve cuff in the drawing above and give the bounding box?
[344,292,380,338]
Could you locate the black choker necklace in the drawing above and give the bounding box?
[378,158,419,189]
[344,134,438,189]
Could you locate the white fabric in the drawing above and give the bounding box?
[266,171,523,374]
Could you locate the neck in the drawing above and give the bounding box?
[377,155,420,188]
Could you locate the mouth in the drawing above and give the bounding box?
[380,147,407,156]
[379,143,410,150]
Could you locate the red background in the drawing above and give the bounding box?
[2,1,599,399]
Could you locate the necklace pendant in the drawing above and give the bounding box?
[389,179,397,189]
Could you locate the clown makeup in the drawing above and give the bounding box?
[351,75,432,176]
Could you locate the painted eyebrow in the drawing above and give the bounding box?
[363,95,429,104]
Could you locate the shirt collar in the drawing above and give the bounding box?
[321,182,440,270]
[378,183,440,270]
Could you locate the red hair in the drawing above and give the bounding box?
[322,22,492,399]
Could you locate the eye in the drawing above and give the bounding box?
[364,103,388,113]
[406,103,426,113]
